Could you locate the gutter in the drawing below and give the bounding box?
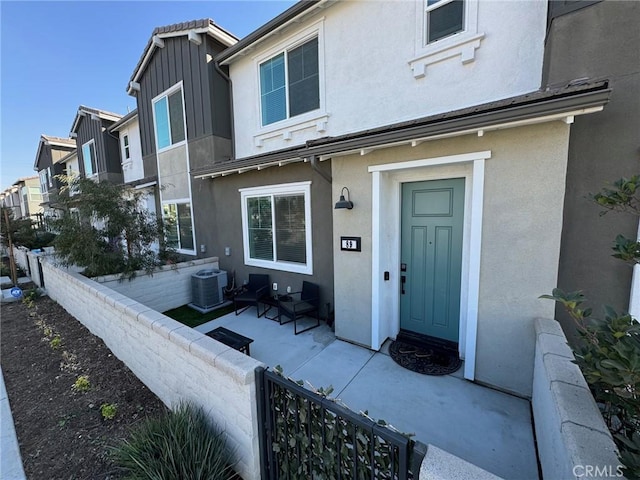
[193,83,610,179]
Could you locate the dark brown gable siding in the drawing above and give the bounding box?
[136,34,232,158]
[76,116,105,175]
[36,144,53,171]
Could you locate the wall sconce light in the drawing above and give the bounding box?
[335,187,354,210]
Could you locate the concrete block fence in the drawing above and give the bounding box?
[92,257,220,313]
[532,318,622,479]
[41,259,265,479]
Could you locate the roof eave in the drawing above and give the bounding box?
[216,0,324,65]
[127,23,239,96]
[194,83,611,179]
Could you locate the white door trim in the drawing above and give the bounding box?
[369,150,490,381]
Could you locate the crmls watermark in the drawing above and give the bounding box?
[573,465,624,478]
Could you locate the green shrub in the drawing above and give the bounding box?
[100,403,118,420]
[72,375,91,393]
[111,402,235,480]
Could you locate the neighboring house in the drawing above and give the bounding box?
[33,135,76,215]
[109,109,159,239]
[13,176,43,220]
[70,105,123,183]
[58,148,80,181]
[125,19,237,257]
[191,0,612,398]
[543,1,640,330]
[0,185,21,219]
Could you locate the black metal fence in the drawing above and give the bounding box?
[256,367,420,480]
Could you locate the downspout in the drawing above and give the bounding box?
[214,61,235,161]
[629,219,640,319]
[309,155,332,184]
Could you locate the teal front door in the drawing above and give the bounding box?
[400,178,465,343]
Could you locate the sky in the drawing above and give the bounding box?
[0,0,296,191]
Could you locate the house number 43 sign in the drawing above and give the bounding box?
[340,236,361,252]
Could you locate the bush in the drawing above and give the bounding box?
[542,174,640,477]
[111,402,235,480]
[51,176,173,279]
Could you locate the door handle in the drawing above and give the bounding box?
[401,275,406,294]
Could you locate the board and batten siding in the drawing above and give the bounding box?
[137,35,231,159]
[76,116,121,179]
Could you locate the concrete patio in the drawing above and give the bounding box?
[195,307,539,479]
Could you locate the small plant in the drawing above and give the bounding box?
[22,288,40,308]
[42,326,53,339]
[100,403,118,420]
[49,336,62,349]
[111,402,235,479]
[72,375,91,393]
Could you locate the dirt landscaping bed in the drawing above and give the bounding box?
[1,294,167,479]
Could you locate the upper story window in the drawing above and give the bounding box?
[39,170,48,193]
[82,140,97,176]
[47,167,53,187]
[122,134,130,160]
[153,85,186,151]
[411,0,483,78]
[240,182,313,275]
[426,0,464,43]
[259,37,319,126]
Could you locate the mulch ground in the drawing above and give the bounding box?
[1,293,168,479]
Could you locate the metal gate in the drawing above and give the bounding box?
[256,367,419,479]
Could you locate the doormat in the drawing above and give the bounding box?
[389,340,462,376]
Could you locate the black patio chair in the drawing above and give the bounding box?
[278,281,320,335]
[233,274,270,317]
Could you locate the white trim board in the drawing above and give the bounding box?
[369,150,490,382]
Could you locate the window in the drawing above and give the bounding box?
[29,187,41,200]
[123,134,130,160]
[259,37,319,126]
[47,167,53,187]
[240,182,312,274]
[426,0,464,43]
[153,87,185,150]
[162,202,194,252]
[39,170,48,193]
[82,140,97,176]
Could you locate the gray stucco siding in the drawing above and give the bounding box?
[543,0,640,340]
[197,161,335,318]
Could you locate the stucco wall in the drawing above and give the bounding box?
[200,161,335,316]
[333,121,571,396]
[543,0,640,338]
[40,259,264,479]
[229,0,547,159]
[158,144,189,201]
[119,117,145,184]
[92,257,219,313]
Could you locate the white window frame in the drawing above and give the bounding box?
[152,82,187,154]
[122,133,130,160]
[39,170,48,193]
[410,0,483,78]
[47,167,53,187]
[240,181,313,275]
[81,139,97,177]
[253,20,326,138]
[161,199,196,255]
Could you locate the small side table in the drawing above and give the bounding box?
[206,327,254,356]
[262,295,292,322]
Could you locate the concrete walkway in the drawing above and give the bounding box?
[196,310,539,479]
[0,369,26,480]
